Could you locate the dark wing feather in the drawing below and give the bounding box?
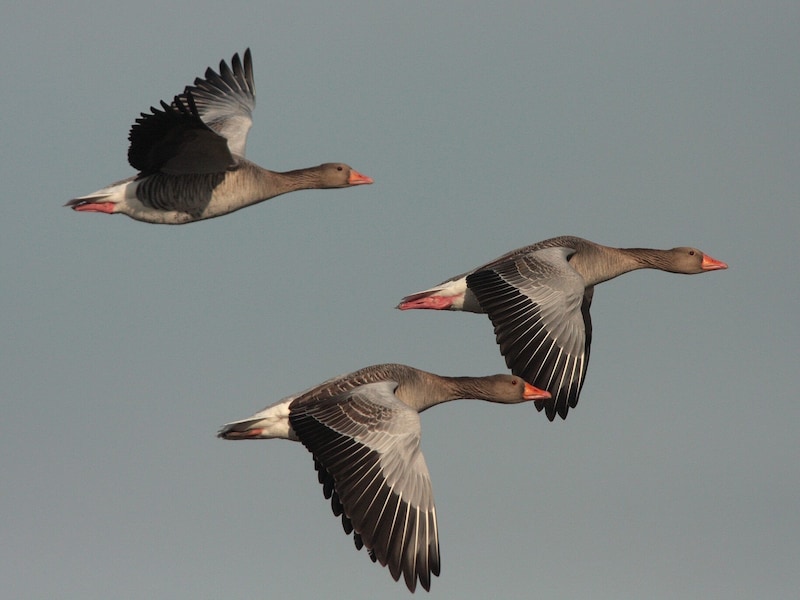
[289,382,440,592]
[127,93,235,175]
[467,246,592,420]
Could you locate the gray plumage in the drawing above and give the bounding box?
[398,236,728,420]
[218,363,549,592]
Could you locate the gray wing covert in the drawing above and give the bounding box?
[180,49,255,161]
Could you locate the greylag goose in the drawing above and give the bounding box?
[218,363,550,592]
[397,235,728,421]
[66,49,372,224]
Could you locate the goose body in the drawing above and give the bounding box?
[67,49,372,224]
[218,363,550,592]
[397,235,728,420]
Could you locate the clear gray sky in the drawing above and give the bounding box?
[2,2,798,598]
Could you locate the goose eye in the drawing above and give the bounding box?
[337,166,343,171]
[689,250,695,256]
[510,378,519,386]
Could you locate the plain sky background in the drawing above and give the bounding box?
[2,2,798,598]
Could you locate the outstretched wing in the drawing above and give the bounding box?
[127,50,255,175]
[467,246,593,420]
[289,381,440,592]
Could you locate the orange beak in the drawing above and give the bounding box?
[523,382,552,401]
[348,169,374,185]
[701,254,728,271]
